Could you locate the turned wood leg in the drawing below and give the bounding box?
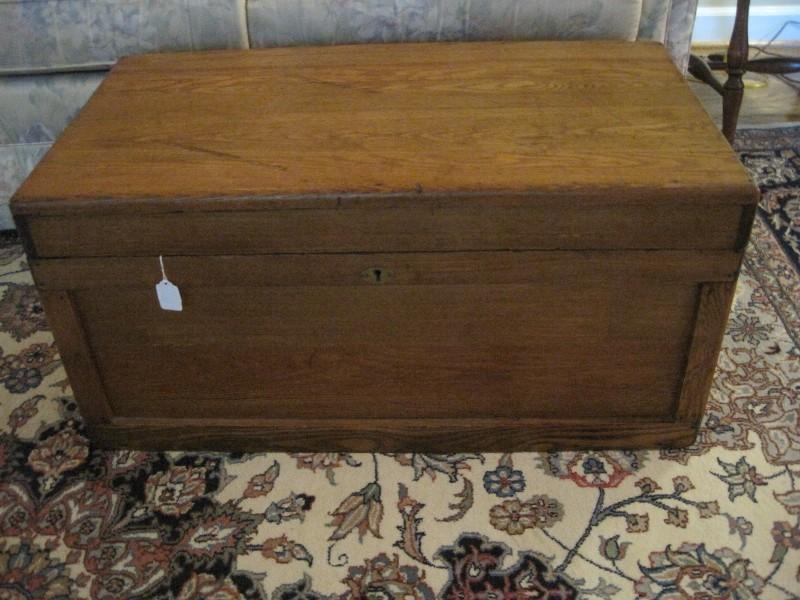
[722,0,751,143]
[689,54,724,95]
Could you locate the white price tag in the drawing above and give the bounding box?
[155,256,183,312]
[156,279,183,311]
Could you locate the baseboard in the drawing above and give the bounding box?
[694,3,800,45]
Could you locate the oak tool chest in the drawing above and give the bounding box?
[11,41,758,452]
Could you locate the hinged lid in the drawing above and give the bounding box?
[12,41,758,257]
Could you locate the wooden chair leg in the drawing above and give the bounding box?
[689,54,724,95]
[722,0,751,143]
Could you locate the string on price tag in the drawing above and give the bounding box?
[155,255,183,312]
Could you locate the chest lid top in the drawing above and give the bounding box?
[13,41,755,216]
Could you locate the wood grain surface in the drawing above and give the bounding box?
[11,41,759,450]
[676,281,738,423]
[90,417,699,452]
[13,41,755,215]
[37,291,112,424]
[25,203,748,258]
[74,279,697,420]
[30,251,742,290]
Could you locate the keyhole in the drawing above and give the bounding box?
[363,267,389,284]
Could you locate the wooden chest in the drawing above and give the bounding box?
[11,41,758,452]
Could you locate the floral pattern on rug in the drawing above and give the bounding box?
[736,126,800,273]
[1,128,800,599]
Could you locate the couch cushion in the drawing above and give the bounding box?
[0,142,49,228]
[665,0,698,74]
[0,72,104,144]
[0,71,104,229]
[637,0,670,43]
[246,0,645,47]
[0,0,248,73]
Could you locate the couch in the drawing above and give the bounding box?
[0,0,699,230]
